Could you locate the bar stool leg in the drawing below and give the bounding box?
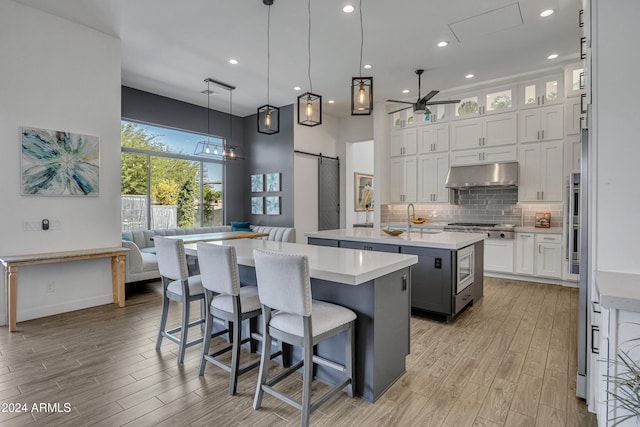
[346,323,355,397]
[229,311,242,395]
[253,307,272,410]
[178,298,190,364]
[301,318,313,427]
[199,307,214,376]
[156,282,170,350]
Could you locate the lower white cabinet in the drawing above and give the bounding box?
[484,239,514,273]
[535,234,562,278]
[514,232,562,279]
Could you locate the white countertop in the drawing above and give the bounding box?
[596,271,640,312]
[184,239,418,286]
[306,228,485,250]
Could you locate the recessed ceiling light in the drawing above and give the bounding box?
[328,100,335,104]
[228,58,239,65]
[540,9,554,17]
[402,89,410,94]
[437,41,449,47]
[465,74,474,79]
[293,86,301,91]
[547,53,559,59]
[363,64,372,69]
[342,4,355,13]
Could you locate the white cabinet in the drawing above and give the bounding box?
[453,85,516,119]
[565,62,585,98]
[514,232,562,279]
[391,109,415,129]
[564,137,581,176]
[390,128,417,157]
[565,98,586,136]
[450,145,517,166]
[417,153,449,203]
[515,233,535,275]
[451,112,517,150]
[417,123,449,153]
[389,156,417,203]
[484,239,514,273]
[534,234,562,278]
[519,104,564,143]
[519,73,564,109]
[518,141,564,202]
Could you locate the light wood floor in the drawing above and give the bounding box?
[0,277,597,426]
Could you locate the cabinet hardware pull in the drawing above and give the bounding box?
[541,96,545,105]
[581,93,587,114]
[580,37,587,59]
[592,301,601,314]
[580,116,585,130]
[541,191,544,200]
[462,294,471,301]
[591,326,600,354]
[579,10,584,28]
[579,71,585,90]
[402,274,408,292]
[541,130,545,139]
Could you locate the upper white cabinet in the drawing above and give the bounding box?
[453,85,516,119]
[450,145,517,166]
[418,104,450,124]
[391,109,415,129]
[418,153,449,203]
[390,128,417,157]
[518,73,564,109]
[418,123,449,153]
[451,112,517,150]
[518,141,564,202]
[518,104,564,143]
[389,156,417,203]
[565,62,585,98]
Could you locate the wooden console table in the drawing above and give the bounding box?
[0,247,128,332]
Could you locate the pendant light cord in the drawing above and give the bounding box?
[206,80,211,144]
[307,0,312,93]
[359,0,363,77]
[267,4,271,104]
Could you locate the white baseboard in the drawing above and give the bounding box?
[0,294,113,326]
[485,272,578,288]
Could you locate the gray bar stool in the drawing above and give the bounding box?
[197,242,273,395]
[154,236,205,364]
[252,248,356,427]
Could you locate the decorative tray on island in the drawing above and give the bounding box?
[383,228,403,236]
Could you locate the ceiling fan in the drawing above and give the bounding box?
[387,69,460,115]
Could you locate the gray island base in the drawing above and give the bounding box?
[183,239,418,403]
[306,228,486,322]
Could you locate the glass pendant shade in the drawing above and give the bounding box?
[351,77,373,115]
[257,104,279,134]
[297,92,322,127]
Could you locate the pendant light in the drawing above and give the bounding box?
[297,0,321,127]
[351,0,372,115]
[257,0,280,134]
[194,78,242,159]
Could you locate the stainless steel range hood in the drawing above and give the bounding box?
[444,162,518,189]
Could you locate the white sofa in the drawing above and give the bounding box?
[121,225,296,283]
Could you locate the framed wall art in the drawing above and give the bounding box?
[251,197,264,215]
[21,126,100,196]
[266,172,281,192]
[251,174,264,192]
[266,196,280,215]
[354,172,373,211]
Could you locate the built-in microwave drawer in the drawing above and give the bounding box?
[454,286,474,314]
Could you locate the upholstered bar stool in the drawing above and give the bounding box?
[252,248,356,427]
[197,242,268,395]
[154,236,206,364]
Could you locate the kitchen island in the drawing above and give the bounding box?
[306,228,486,321]
[183,239,418,403]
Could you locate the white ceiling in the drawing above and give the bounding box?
[13,0,582,117]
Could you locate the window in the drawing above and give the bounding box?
[121,121,225,231]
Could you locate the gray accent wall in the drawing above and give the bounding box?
[241,104,295,227]
[121,86,245,223]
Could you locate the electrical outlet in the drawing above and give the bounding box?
[51,220,61,230]
[46,282,55,293]
[23,220,40,231]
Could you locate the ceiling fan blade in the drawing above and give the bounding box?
[387,105,412,115]
[425,99,461,105]
[386,99,414,105]
[418,90,439,104]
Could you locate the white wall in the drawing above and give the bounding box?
[0,1,122,323]
[592,0,640,274]
[345,141,374,227]
[293,110,338,242]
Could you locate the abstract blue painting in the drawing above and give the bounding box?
[21,127,99,196]
[251,197,264,215]
[266,196,280,215]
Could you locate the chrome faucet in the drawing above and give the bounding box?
[407,203,415,233]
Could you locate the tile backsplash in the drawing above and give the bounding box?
[381,188,564,227]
